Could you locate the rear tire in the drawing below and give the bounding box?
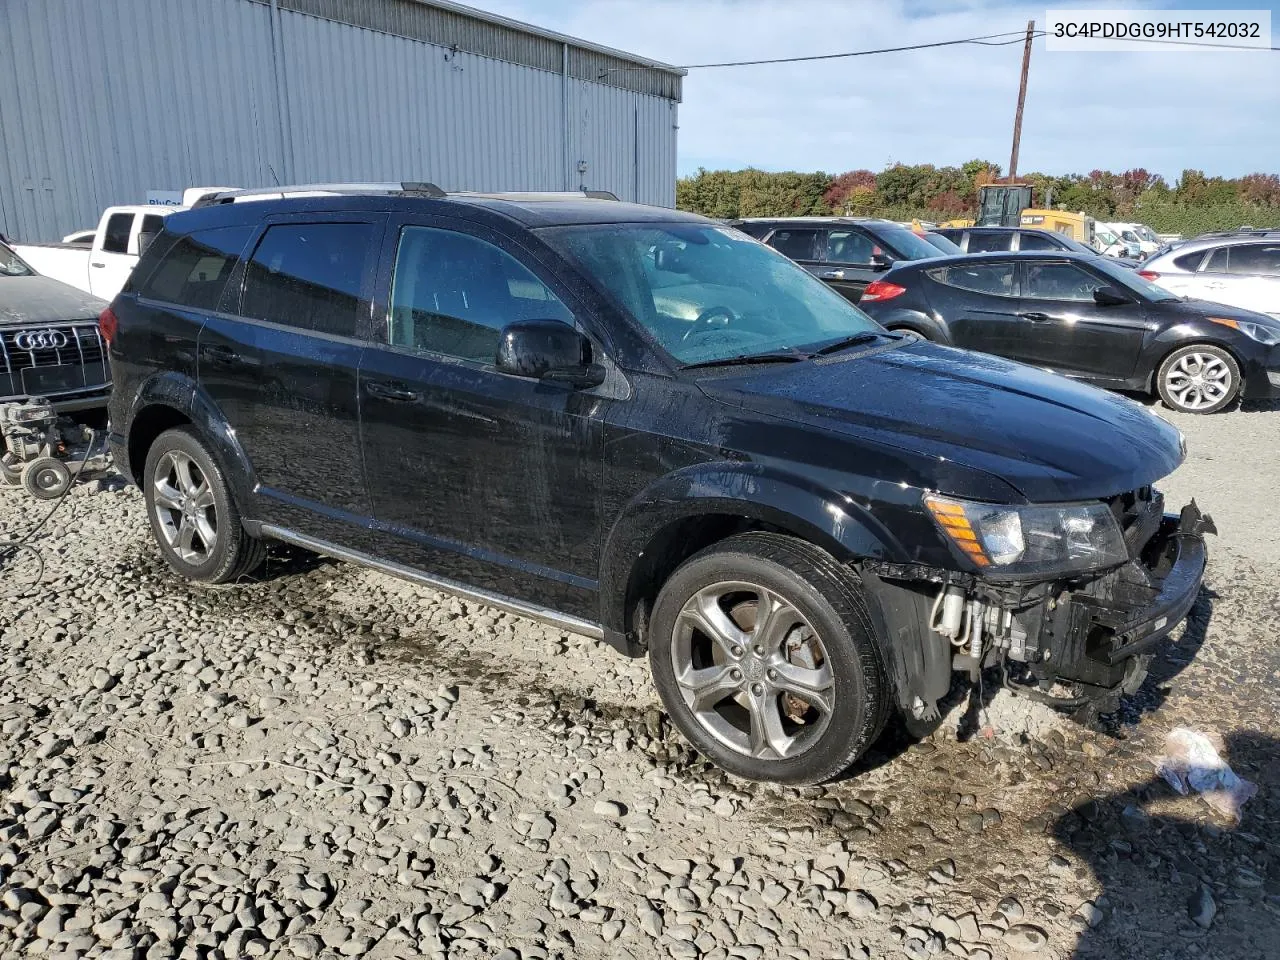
[1156,344,1240,414]
[143,427,264,583]
[648,532,891,784]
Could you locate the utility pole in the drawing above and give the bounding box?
[1008,19,1034,182]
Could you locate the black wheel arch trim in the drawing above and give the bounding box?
[123,371,259,515]
[598,461,911,642]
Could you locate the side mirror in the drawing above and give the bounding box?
[870,252,894,271]
[496,319,605,389]
[1094,285,1133,306]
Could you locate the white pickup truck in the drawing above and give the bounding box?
[13,206,177,301]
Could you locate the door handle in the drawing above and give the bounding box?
[90,262,105,268]
[819,270,845,280]
[365,380,421,402]
[1019,311,1051,322]
[200,344,240,364]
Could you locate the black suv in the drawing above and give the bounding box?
[106,185,1211,785]
[730,217,944,302]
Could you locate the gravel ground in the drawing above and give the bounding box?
[0,399,1277,960]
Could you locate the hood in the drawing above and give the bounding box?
[0,275,107,325]
[1162,297,1280,329]
[700,340,1184,503]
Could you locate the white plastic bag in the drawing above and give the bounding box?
[1156,727,1257,821]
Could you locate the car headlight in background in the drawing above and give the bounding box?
[925,495,1128,578]
[1208,317,1280,346]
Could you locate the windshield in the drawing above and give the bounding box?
[545,223,883,366]
[875,224,946,261]
[1089,255,1179,301]
[924,232,964,254]
[0,241,33,277]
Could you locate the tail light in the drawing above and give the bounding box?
[1137,270,1160,281]
[98,306,118,347]
[861,280,906,302]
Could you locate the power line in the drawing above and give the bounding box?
[600,26,1278,76]
[669,29,1044,70]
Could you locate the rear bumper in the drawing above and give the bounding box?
[108,431,132,485]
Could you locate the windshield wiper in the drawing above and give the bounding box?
[680,351,810,371]
[812,330,899,356]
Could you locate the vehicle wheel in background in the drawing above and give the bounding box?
[1156,345,1240,414]
[143,427,265,583]
[21,457,71,499]
[648,532,890,785]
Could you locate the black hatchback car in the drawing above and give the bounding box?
[858,251,1280,413]
[105,186,1211,785]
[730,217,944,303]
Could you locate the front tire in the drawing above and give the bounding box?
[648,533,891,784]
[142,427,264,583]
[1156,344,1240,414]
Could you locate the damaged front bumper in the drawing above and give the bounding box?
[863,497,1214,720]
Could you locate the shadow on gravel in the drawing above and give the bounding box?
[1239,397,1280,413]
[1056,731,1279,959]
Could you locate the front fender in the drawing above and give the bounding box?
[124,372,258,514]
[599,461,911,636]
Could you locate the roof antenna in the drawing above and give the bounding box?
[267,164,281,187]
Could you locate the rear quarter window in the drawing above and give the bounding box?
[136,226,253,311]
[1172,250,1207,271]
[927,262,1016,296]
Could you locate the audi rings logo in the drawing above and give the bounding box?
[14,329,68,350]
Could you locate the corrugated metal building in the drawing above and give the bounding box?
[0,0,684,241]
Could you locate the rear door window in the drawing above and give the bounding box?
[766,229,822,261]
[102,213,133,254]
[240,222,379,338]
[929,262,1016,296]
[966,232,1013,253]
[136,226,252,310]
[1203,247,1229,273]
[1226,244,1280,278]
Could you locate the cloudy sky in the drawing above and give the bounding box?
[478,0,1280,181]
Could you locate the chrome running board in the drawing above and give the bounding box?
[259,524,604,640]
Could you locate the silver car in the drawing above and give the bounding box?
[1140,237,1280,319]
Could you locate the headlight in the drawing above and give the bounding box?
[925,495,1128,578]
[1208,317,1280,346]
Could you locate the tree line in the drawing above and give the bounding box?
[675,162,1280,235]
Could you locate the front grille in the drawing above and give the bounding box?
[0,321,109,402]
[0,322,106,373]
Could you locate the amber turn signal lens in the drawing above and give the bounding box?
[924,495,991,567]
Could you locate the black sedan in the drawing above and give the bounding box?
[858,251,1280,413]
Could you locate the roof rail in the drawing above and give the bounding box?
[190,181,448,207]
[400,181,447,198]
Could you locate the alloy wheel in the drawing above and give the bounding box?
[151,450,218,564]
[670,581,834,761]
[1163,351,1233,411]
